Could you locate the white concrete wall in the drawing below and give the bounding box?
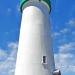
[15,3,55,75]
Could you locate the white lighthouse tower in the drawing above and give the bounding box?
[15,0,61,75]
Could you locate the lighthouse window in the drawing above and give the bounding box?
[42,56,47,64]
[53,70,61,75]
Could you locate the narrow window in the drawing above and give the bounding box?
[42,56,47,64]
[53,70,61,75]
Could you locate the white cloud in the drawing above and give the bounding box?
[0,42,18,75]
[51,32,61,38]
[8,42,18,50]
[72,31,75,35]
[67,19,75,26]
[7,8,12,15]
[0,49,8,61]
[60,28,69,33]
[54,42,75,73]
[52,28,69,38]
[7,8,12,13]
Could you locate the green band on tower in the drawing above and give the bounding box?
[20,0,51,12]
[20,0,29,12]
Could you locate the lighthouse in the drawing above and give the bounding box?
[15,0,61,75]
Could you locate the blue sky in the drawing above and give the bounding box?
[0,0,75,75]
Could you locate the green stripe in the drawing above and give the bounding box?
[20,0,51,12]
[20,0,29,12]
[43,0,51,12]
[43,0,51,8]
